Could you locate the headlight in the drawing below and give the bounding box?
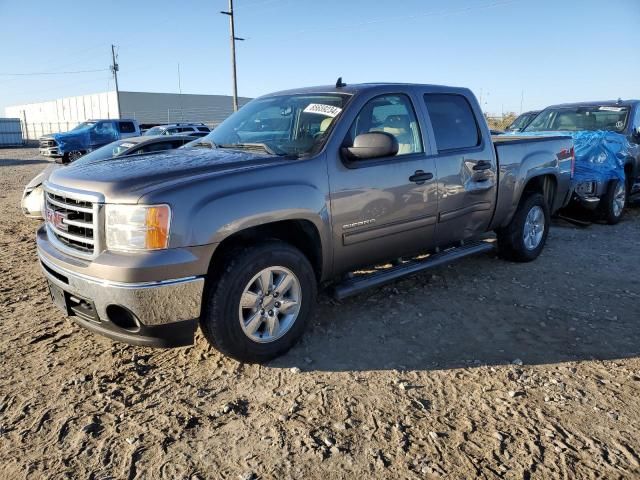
[22,185,45,217]
[105,204,171,251]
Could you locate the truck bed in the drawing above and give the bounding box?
[490,133,574,227]
[492,134,571,145]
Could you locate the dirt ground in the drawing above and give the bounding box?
[1,147,639,480]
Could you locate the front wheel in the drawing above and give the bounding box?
[200,241,317,363]
[599,178,626,225]
[64,150,84,163]
[497,192,550,262]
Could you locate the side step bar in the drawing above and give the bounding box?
[332,240,495,301]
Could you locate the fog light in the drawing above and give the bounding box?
[106,305,140,331]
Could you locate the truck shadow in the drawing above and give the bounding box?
[270,216,640,371]
[0,158,51,167]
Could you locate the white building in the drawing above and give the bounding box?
[5,91,252,139]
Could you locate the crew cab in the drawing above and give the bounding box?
[39,119,140,162]
[523,99,640,224]
[37,82,574,362]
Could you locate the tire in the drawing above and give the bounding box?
[497,192,550,262]
[200,240,317,363]
[599,178,626,225]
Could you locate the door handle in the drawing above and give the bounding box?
[472,160,492,171]
[409,170,434,184]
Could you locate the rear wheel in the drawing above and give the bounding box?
[200,241,317,363]
[497,192,549,262]
[599,178,626,225]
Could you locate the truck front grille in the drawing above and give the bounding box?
[44,186,101,259]
[39,138,57,148]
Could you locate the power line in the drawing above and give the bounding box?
[0,68,110,76]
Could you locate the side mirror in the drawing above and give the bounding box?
[342,132,398,160]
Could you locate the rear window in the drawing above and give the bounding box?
[118,121,136,133]
[424,94,480,151]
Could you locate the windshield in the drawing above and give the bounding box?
[195,93,351,156]
[70,140,135,164]
[524,106,629,133]
[71,121,96,131]
[144,127,165,136]
[507,112,536,131]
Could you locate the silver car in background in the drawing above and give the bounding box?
[21,135,196,219]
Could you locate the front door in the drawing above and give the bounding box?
[422,92,497,246]
[329,93,438,272]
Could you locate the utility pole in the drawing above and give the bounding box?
[110,44,121,119]
[221,0,244,112]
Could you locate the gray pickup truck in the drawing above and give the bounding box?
[37,82,574,362]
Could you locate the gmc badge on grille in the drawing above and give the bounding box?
[46,209,68,231]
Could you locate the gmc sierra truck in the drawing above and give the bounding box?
[37,82,574,362]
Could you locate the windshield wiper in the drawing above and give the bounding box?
[190,140,217,149]
[217,143,277,155]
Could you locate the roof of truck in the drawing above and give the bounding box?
[86,118,137,121]
[544,99,639,109]
[262,82,470,97]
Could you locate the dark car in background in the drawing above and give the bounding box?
[523,100,640,223]
[505,110,540,133]
[22,135,196,219]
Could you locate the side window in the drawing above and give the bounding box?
[424,94,480,151]
[118,121,136,133]
[95,121,117,136]
[140,142,173,153]
[348,94,423,156]
[634,106,640,130]
[166,128,179,134]
[197,126,210,132]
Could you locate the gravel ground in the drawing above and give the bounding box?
[1,147,640,479]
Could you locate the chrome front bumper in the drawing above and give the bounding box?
[39,253,204,326]
[39,147,60,157]
[37,246,205,347]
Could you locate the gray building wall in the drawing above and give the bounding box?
[119,91,252,125]
[4,91,253,138]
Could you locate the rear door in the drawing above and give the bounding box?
[421,92,497,245]
[328,91,439,271]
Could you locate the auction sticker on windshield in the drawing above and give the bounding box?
[303,104,342,117]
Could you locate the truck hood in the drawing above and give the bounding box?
[47,147,284,203]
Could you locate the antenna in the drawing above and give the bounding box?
[336,77,346,88]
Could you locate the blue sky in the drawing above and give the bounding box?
[0,0,638,115]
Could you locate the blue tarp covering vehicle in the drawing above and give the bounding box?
[39,119,140,162]
[519,100,640,224]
